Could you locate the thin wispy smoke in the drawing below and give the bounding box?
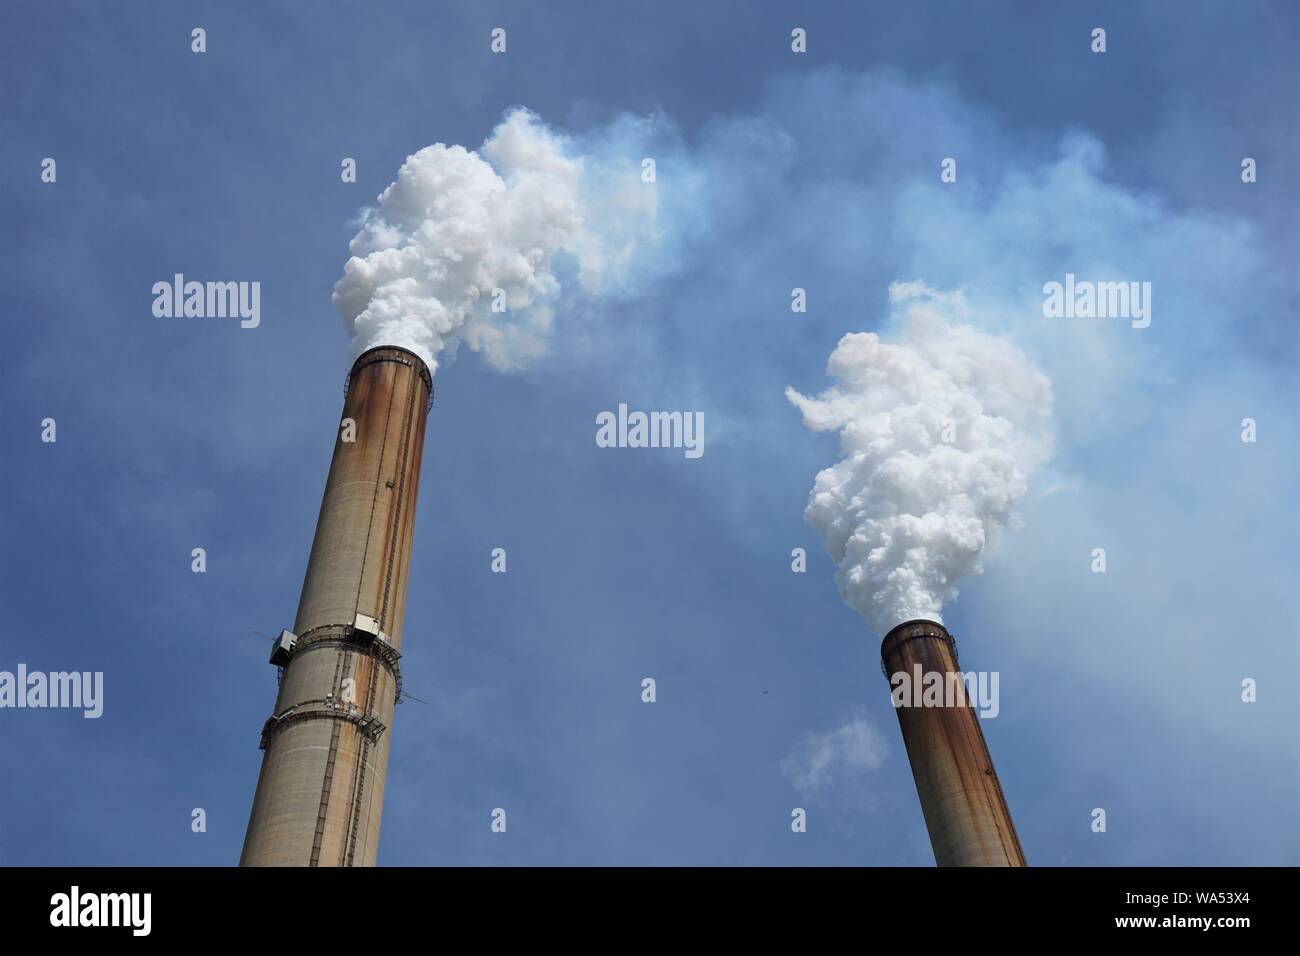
[781,707,889,801]
[786,282,1054,635]
[333,108,660,374]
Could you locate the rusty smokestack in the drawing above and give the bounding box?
[880,619,1027,867]
[241,345,432,867]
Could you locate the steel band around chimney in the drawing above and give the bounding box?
[264,623,405,717]
[259,701,389,751]
[879,618,960,678]
[343,345,435,409]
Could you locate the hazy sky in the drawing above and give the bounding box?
[1,0,1296,865]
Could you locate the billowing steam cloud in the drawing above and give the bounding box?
[786,282,1053,635]
[333,108,658,373]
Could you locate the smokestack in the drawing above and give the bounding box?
[880,619,1027,867]
[241,346,432,867]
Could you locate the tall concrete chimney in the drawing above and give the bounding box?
[242,346,432,867]
[880,619,1027,867]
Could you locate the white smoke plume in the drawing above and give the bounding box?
[333,108,658,374]
[785,282,1054,636]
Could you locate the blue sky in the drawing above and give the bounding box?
[1,1,1296,865]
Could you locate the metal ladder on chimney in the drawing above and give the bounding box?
[308,647,349,867]
[341,658,381,866]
